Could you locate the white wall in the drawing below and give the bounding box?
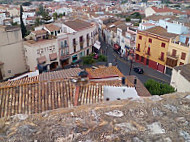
[0,27,27,79]
[170,69,190,92]
[145,7,156,17]
[24,39,59,71]
[0,13,6,25]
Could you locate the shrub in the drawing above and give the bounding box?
[97,55,107,62]
[82,55,95,65]
[144,79,175,95]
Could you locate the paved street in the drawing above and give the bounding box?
[100,40,171,84]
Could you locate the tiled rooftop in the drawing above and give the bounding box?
[32,29,47,36]
[0,68,83,88]
[86,66,124,79]
[64,19,92,31]
[39,68,83,81]
[44,24,61,32]
[0,77,150,118]
[145,26,178,38]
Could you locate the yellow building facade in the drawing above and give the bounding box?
[135,26,178,73]
[166,39,190,75]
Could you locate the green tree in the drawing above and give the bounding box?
[58,13,63,18]
[35,18,41,26]
[11,21,18,26]
[82,55,95,65]
[53,12,58,20]
[20,5,27,38]
[126,17,131,22]
[144,79,175,95]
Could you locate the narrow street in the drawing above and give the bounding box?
[100,40,171,84]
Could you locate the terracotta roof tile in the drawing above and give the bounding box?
[39,68,82,81]
[32,29,47,36]
[64,19,92,31]
[144,26,178,38]
[86,66,124,79]
[45,24,61,32]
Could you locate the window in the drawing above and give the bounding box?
[73,38,76,45]
[172,49,177,57]
[87,49,89,55]
[64,40,67,47]
[137,44,140,51]
[181,52,186,60]
[79,36,83,42]
[149,38,152,43]
[147,47,150,55]
[160,52,164,61]
[141,56,144,63]
[61,41,64,48]
[139,35,142,40]
[180,62,184,65]
[161,42,166,48]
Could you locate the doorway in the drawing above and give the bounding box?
[50,62,58,71]
[146,59,149,66]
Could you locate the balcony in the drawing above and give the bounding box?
[146,52,150,56]
[158,57,165,62]
[167,52,179,60]
[166,57,177,67]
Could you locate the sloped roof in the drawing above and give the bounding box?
[145,26,178,38]
[45,24,61,32]
[86,66,124,79]
[32,29,47,36]
[64,19,92,31]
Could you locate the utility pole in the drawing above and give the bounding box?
[129,55,133,75]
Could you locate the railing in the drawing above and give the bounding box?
[146,51,150,56]
[167,52,179,59]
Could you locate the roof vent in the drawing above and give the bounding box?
[122,77,125,86]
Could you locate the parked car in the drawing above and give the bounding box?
[133,67,144,74]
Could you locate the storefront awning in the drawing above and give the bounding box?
[37,56,46,64]
[93,41,101,50]
[49,53,57,61]
[60,55,70,61]
[114,44,121,51]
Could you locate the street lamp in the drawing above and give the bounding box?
[129,55,134,76]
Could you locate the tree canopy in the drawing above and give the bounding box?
[20,5,27,38]
[144,79,175,95]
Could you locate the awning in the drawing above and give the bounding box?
[0,61,4,65]
[49,53,57,61]
[37,56,46,64]
[114,44,121,51]
[93,41,101,50]
[60,55,70,61]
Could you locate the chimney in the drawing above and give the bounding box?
[122,77,125,86]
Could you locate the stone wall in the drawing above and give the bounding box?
[0,92,190,142]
